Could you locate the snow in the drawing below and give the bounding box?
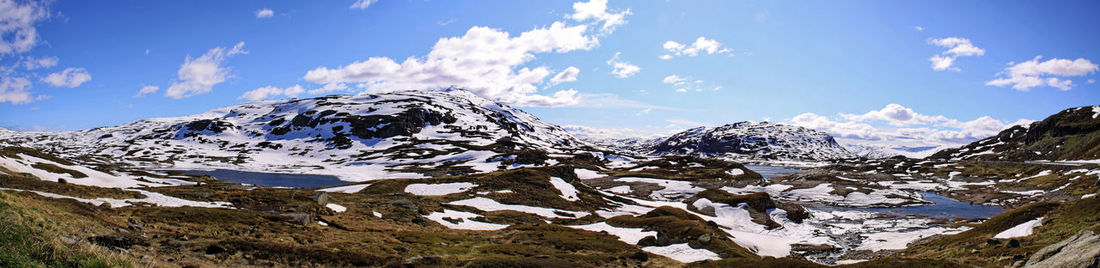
[1093,106,1100,119]
[570,222,656,244]
[0,154,194,188]
[0,187,231,209]
[317,184,370,193]
[575,169,603,180]
[549,177,579,201]
[1084,193,1097,199]
[727,168,744,176]
[372,211,383,218]
[448,197,590,219]
[642,243,722,263]
[404,182,477,196]
[326,203,347,213]
[424,209,508,230]
[606,185,632,194]
[994,217,1043,239]
[616,177,704,201]
[858,227,964,251]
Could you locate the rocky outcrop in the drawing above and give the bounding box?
[1023,230,1100,268]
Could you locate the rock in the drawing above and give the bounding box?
[1007,239,1021,248]
[128,218,145,231]
[637,236,658,247]
[388,198,419,213]
[402,256,441,266]
[98,202,112,209]
[1023,230,1100,268]
[279,212,313,225]
[986,238,1003,247]
[57,178,66,184]
[312,192,330,206]
[631,251,649,262]
[697,233,712,243]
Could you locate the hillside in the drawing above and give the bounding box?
[0,90,598,181]
[930,105,1100,162]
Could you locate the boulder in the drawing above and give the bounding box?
[1023,230,1100,268]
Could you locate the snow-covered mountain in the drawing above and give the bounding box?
[0,90,594,181]
[838,141,948,159]
[594,122,857,162]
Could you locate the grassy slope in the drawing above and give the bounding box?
[0,190,133,267]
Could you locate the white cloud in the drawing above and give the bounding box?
[927,37,984,71]
[929,55,957,72]
[134,85,159,97]
[165,42,247,99]
[839,103,948,126]
[238,85,308,101]
[662,75,686,85]
[302,16,599,106]
[985,56,1099,91]
[42,67,91,88]
[307,83,349,95]
[914,26,924,32]
[256,8,274,18]
[606,52,639,78]
[788,104,1032,151]
[0,76,35,104]
[349,0,378,10]
[661,37,732,59]
[569,0,631,34]
[666,119,705,127]
[550,66,580,84]
[20,56,57,70]
[0,0,49,57]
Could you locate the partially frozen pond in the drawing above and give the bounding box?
[744,165,804,178]
[834,192,1004,219]
[162,169,347,188]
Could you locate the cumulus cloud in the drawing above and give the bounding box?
[660,37,732,59]
[42,67,91,88]
[927,37,984,71]
[134,85,159,97]
[550,66,580,84]
[303,1,627,107]
[839,103,948,126]
[788,104,1032,150]
[349,0,378,10]
[20,56,57,70]
[256,8,274,18]
[985,56,1098,91]
[606,52,639,78]
[0,76,35,104]
[165,42,247,99]
[307,83,349,95]
[0,0,49,57]
[238,85,308,101]
[570,0,631,34]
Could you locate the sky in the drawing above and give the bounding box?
[1,0,1098,150]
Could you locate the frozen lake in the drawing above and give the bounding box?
[163,169,347,188]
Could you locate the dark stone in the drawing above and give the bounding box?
[637,236,658,247]
[631,251,649,262]
[1008,239,1021,248]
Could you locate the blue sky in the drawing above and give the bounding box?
[1,0,1098,149]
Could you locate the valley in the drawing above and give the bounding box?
[1,91,1097,267]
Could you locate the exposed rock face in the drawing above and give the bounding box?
[1023,230,1100,268]
[931,105,1100,161]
